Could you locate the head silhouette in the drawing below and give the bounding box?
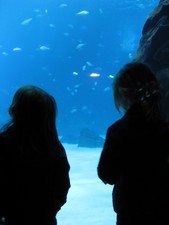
[9,85,57,129]
[9,85,59,154]
[113,62,161,120]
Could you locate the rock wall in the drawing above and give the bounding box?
[134,0,169,120]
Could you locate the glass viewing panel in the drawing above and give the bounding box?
[0,1,159,224]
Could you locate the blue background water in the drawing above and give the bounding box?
[0,0,159,136]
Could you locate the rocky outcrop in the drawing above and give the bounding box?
[78,128,105,148]
[60,128,105,148]
[60,134,79,144]
[134,0,169,120]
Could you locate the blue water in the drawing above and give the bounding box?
[0,0,159,136]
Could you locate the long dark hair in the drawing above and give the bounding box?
[8,85,60,156]
[113,62,162,121]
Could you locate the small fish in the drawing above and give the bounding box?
[63,32,69,36]
[108,75,114,79]
[13,47,22,51]
[113,60,120,64]
[82,105,87,111]
[72,71,78,76]
[128,52,133,59]
[82,65,86,71]
[49,24,55,28]
[90,73,100,77]
[66,86,71,91]
[137,3,144,9]
[86,61,93,67]
[21,18,33,26]
[2,52,8,56]
[98,43,104,48]
[33,9,41,13]
[59,3,68,8]
[104,87,111,92]
[76,10,89,16]
[74,84,81,88]
[99,8,103,14]
[76,43,86,50]
[41,66,48,71]
[80,26,87,30]
[70,108,77,113]
[68,24,74,29]
[39,46,50,51]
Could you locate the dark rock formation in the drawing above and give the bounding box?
[134,0,169,120]
[78,128,105,148]
[60,128,105,148]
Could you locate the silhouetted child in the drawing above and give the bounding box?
[98,62,169,225]
[0,85,70,225]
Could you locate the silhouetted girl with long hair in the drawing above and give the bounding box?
[98,62,169,225]
[0,85,70,225]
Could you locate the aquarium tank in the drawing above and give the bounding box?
[0,0,159,224]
